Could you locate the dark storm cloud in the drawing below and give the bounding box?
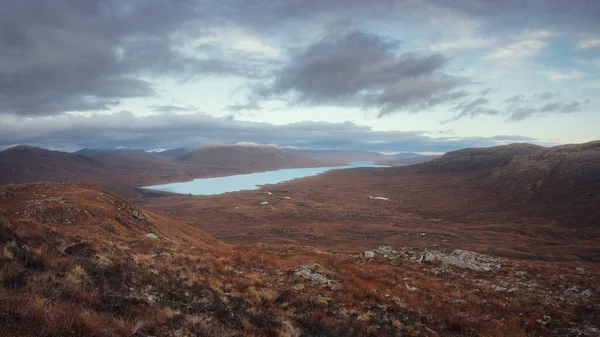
[247,30,469,116]
[0,0,264,117]
[0,112,545,153]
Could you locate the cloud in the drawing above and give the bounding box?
[429,37,495,52]
[443,97,500,124]
[544,70,585,81]
[444,92,590,123]
[247,30,469,117]
[576,39,600,50]
[0,112,545,153]
[507,98,591,121]
[151,105,198,113]
[0,0,268,117]
[488,39,547,62]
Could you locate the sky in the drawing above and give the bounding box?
[0,0,599,152]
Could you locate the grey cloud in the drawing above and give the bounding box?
[534,92,555,100]
[507,107,538,121]
[507,99,590,121]
[505,95,526,104]
[443,97,500,123]
[0,112,544,153]
[249,30,468,116]
[0,0,265,117]
[151,105,198,113]
[444,92,590,123]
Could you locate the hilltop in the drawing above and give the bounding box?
[0,144,344,199]
[174,143,344,170]
[1,182,598,336]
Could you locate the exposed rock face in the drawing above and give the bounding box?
[417,249,501,272]
[360,246,400,259]
[294,264,336,285]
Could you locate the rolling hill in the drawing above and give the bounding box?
[1,182,598,336]
[174,143,344,170]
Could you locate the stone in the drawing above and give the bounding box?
[144,233,159,239]
[294,264,335,285]
[361,251,376,259]
[417,249,501,271]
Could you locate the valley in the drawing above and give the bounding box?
[1,141,599,336]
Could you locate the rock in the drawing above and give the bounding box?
[450,298,466,304]
[417,249,500,272]
[394,297,408,308]
[431,267,449,276]
[537,315,552,325]
[144,233,159,239]
[294,264,335,285]
[375,246,393,254]
[565,286,592,299]
[361,251,376,259]
[418,251,439,263]
[576,267,588,275]
[360,246,400,259]
[515,271,526,277]
[260,201,269,205]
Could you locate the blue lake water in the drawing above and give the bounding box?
[141,162,386,195]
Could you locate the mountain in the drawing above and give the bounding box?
[411,141,600,227]
[74,148,148,156]
[416,143,544,173]
[1,182,596,336]
[0,144,343,199]
[0,145,108,185]
[376,154,440,166]
[286,148,422,163]
[174,143,344,170]
[149,147,191,159]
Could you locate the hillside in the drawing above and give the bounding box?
[416,143,544,173]
[376,154,440,166]
[0,144,343,199]
[0,145,108,185]
[1,182,598,336]
[142,141,600,262]
[174,143,344,170]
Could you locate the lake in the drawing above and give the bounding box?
[141,162,386,195]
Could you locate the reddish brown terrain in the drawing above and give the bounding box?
[0,144,342,199]
[1,182,599,336]
[140,142,600,263]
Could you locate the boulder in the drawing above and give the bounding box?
[293,264,336,285]
[417,249,500,272]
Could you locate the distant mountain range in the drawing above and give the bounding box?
[285,148,425,163]
[0,143,344,198]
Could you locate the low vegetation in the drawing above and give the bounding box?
[1,183,599,336]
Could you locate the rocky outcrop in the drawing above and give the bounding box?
[293,264,336,285]
[417,249,501,272]
[360,246,400,259]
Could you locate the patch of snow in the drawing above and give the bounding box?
[144,233,159,239]
[260,201,269,205]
